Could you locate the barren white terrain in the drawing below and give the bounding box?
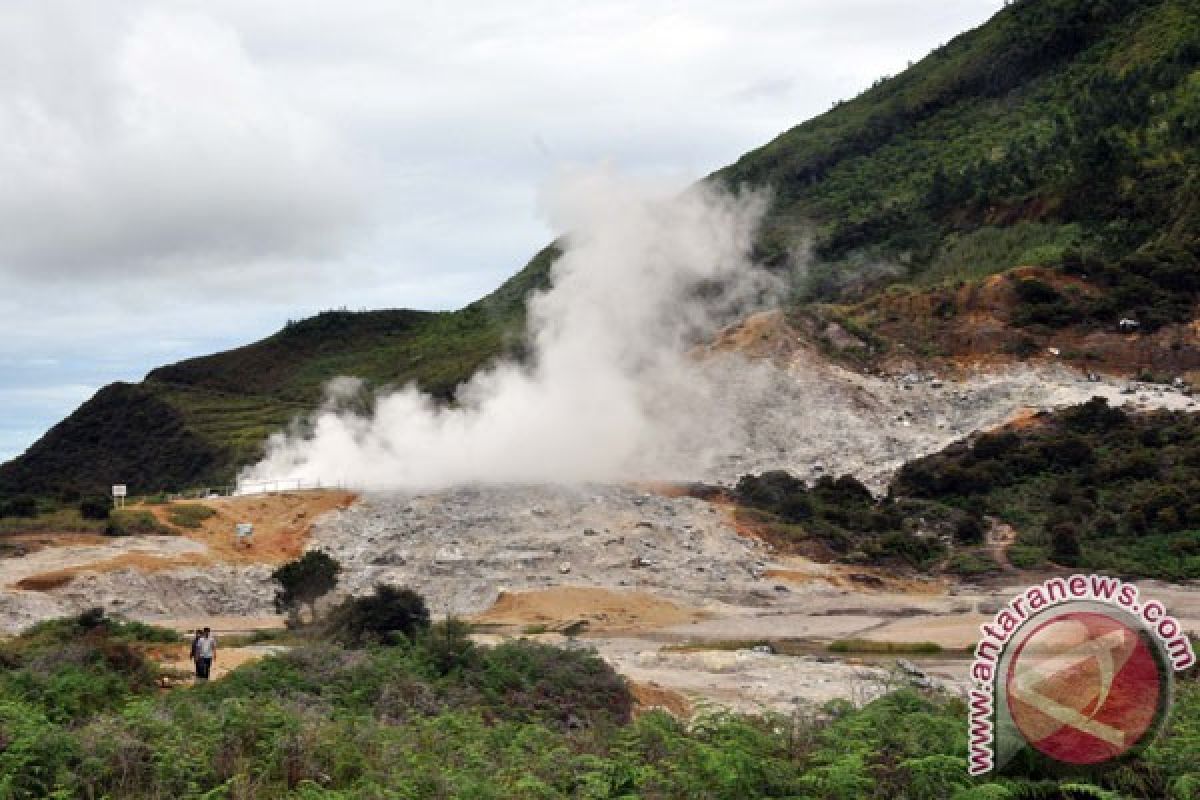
[3,356,1198,712]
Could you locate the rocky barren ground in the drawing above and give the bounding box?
[3,354,1199,711]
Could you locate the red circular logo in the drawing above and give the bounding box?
[1005,610,1164,765]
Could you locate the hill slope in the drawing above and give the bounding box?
[5,0,1200,497]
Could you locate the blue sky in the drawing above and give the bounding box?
[0,0,1003,462]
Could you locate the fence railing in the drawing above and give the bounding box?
[231,478,348,496]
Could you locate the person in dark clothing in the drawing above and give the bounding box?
[190,629,203,678]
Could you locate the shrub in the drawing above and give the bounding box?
[324,585,431,647]
[165,503,216,529]
[945,551,999,576]
[953,515,986,545]
[104,510,168,537]
[972,431,1020,459]
[0,496,38,518]
[1050,521,1083,565]
[78,497,111,521]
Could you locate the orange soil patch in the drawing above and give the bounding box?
[846,265,1200,378]
[14,572,75,591]
[632,481,694,499]
[139,491,356,566]
[764,565,943,595]
[1000,406,1051,432]
[725,506,841,562]
[827,569,944,595]
[763,568,821,586]
[630,680,693,718]
[472,587,706,633]
[701,309,814,362]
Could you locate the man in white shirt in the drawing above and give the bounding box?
[195,627,217,680]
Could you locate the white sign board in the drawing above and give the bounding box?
[111,484,127,497]
[236,522,254,538]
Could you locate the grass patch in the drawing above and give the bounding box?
[944,550,1001,576]
[1007,544,1050,570]
[0,509,106,534]
[894,398,1200,580]
[828,639,943,655]
[219,629,293,648]
[105,510,172,537]
[165,503,216,529]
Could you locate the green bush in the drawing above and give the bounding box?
[0,496,38,518]
[104,510,169,537]
[323,584,431,647]
[945,550,999,576]
[891,399,1200,579]
[165,503,216,529]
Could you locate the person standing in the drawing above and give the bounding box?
[195,627,217,680]
[190,628,203,679]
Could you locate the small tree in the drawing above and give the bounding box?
[271,550,341,623]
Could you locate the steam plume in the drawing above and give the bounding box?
[241,170,772,490]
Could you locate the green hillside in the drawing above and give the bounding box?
[4,0,1200,497]
[0,245,559,497]
[722,0,1200,310]
[729,399,1200,581]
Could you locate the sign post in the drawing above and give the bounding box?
[111,484,127,509]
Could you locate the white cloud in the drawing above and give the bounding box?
[0,0,1005,461]
[0,2,362,282]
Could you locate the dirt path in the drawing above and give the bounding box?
[158,643,290,683]
[986,519,1018,572]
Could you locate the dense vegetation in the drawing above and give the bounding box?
[732,471,967,569]
[721,0,1200,306]
[6,1,1199,499]
[2,608,1197,799]
[894,397,1200,579]
[733,398,1200,581]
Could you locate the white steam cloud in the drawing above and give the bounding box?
[241,170,773,491]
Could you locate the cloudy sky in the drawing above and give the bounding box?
[0,0,1002,461]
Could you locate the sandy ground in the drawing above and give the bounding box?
[473,586,705,632]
